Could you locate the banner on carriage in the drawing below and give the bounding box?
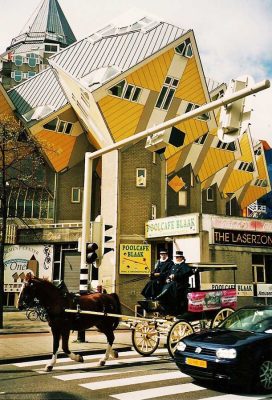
[188,289,237,312]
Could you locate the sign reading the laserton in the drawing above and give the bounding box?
[214,229,272,247]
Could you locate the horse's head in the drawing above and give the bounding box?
[17,272,39,310]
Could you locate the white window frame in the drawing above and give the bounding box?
[178,190,187,206]
[151,204,157,219]
[71,187,81,203]
[136,168,147,187]
[206,187,214,201]
[155,76,179,111]
[109,80,142,103]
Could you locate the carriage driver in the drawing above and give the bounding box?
[141,249,174,300]
[156,250,193,314]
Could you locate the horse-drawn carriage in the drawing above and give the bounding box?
[131,263,237,357]
[17,263,237,371]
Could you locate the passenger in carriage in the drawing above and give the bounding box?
[141,249,174,300]
[156,250,193,315]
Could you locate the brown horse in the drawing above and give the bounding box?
[17,273,121,372]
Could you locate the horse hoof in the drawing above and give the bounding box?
[45,365,53,372]
[78,355,84,363]
[99,360,106,366]
[113,350,118,359]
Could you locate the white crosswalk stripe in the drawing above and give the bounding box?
[10,350,268,400]
[110,382,206,400]
[80,371,183,390]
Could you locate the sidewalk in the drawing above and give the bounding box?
[0,310,132,364]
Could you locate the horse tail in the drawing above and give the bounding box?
[110,293,121,329]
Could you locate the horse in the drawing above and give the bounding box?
[17,273,121,372]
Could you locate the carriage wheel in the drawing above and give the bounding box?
[167,320,194,358]
[132,322,160,356]
[211,307,234,328]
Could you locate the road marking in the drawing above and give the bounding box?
[36,356,162,373]
[11,348,168,368]
[110,383,206,400]
[80,371,184,390]
[54,369,144,381]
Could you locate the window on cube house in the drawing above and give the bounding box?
[109,80,142,102]
[156,76,179,110]
[44,118,73,134]
[175,39,193,58]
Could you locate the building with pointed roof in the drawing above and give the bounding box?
[0,0,76,90]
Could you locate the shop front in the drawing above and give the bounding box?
[145,213,272,307]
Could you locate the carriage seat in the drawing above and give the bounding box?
[138,300,164,313]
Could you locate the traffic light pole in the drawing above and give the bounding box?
[80,78,270,298]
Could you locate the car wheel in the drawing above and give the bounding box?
[256,359,272,393]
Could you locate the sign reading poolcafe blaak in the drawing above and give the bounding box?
[214,229,272,247]
[145,214,199,239]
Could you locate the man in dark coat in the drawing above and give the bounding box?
[141,249,174,300]
[156,250,193,314]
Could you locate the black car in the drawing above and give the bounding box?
[174,305,272,393]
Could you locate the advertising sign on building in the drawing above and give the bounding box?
[201,283,253,296]
[257,284,272,297]
[214,229,272,247]
[145,214,199,239]
[120,244,151,274]
[4,244,53,292]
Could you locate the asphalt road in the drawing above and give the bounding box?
[0,348,267,400]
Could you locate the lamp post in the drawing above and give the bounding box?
[226,193,234,216]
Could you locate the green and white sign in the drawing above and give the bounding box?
[145,214,199,238]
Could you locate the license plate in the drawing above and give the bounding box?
[186,357,207,368]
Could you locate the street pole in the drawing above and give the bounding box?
[80,78,270,290]
[77,155,93,342]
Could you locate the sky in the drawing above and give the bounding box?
[0,0,272,144]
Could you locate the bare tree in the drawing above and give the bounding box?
[0,113,49,328]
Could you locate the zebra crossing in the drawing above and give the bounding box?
[10,349,269,400]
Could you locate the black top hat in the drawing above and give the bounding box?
[174,250,184,257]
[159,249,168,254]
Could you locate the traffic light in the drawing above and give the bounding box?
[103,224,114,255]
[217,75,253,143]
[86,242,98,264]
[145,126,185,154]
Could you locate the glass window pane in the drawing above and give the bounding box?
[109,80,125,97]
[155,86,168,108]
[58,121,65,132]
[8,189,17,217]
[17,189,27,218]
[124,85,133,99]
[14,71,22,82]
[44,118,58,131]
[185,43,193,57]
[14,55,23,66]
[165,77,171,84]
[40,192,48,218]
[162,88,175,110]
[28,57,36,67]
[132,87,141,102]
[185,103,194,113]
[175,42,185,55]
[65,123,73,134]
[33,192,40,218]
[25,189,34,217]
[256,266,265,282]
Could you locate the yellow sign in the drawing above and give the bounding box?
[120,244,151,274]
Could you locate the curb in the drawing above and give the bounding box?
[0,346,133,365]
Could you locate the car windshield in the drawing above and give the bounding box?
[219,308,272,333]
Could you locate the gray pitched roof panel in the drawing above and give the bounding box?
[50,20,187,90]
[7,67,68,117]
